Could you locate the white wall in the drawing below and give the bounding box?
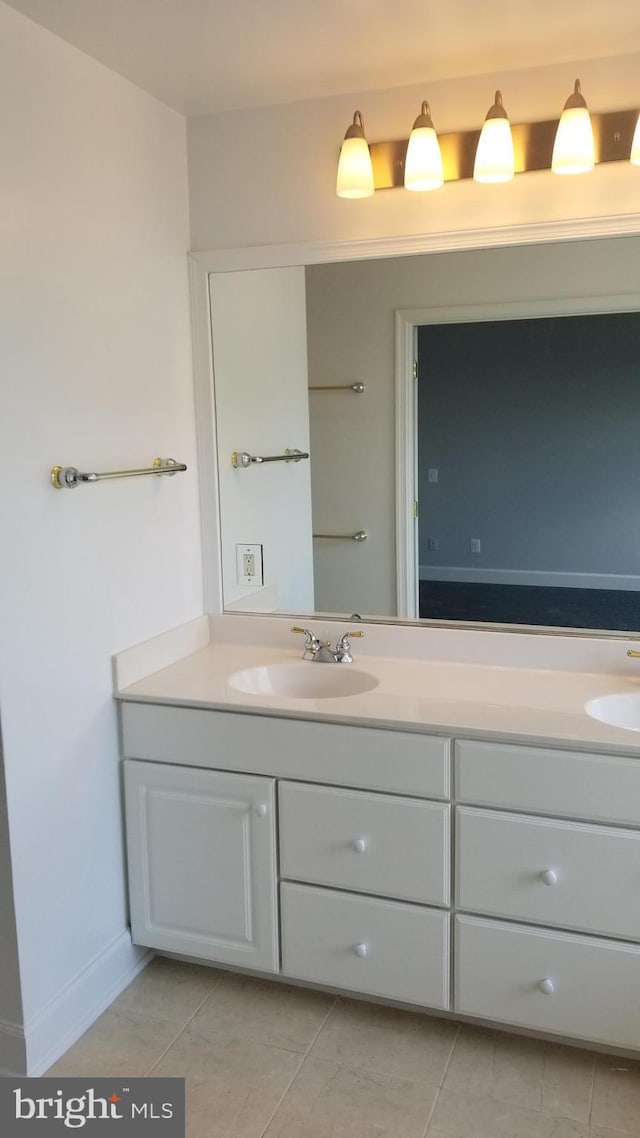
[0,1,202,1073]
[209,268,314,612]
[188,52,640,251]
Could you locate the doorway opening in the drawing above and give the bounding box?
[397,308,640,631]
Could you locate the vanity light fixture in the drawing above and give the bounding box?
[404,101,444,191]
[336,84,639,195]
[631,112,640,165]
[551,79,594,174]
[473,90,514,183]
[336,111,374,198]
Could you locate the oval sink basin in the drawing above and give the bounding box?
[228,663,379,700]
[585,692,640,731]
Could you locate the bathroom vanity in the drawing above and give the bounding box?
[118,635,640,1054]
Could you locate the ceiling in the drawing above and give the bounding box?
[5,0,640,117]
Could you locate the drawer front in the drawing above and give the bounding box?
[456,807,640,940]
[456,915,640,1050]
[280,782,449,905]
[281,882,449,1009]
[122,702,449,799]
[456,739,640,826]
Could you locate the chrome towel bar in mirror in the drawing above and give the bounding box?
[309,383,365,393]
[313,530,368,542]
[231,448,309,468]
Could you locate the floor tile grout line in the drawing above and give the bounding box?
[256,995,340,1138]
[421,1022,460,1138]
[302,995,340,1059]
[144,975,226,1076]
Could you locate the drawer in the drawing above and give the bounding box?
[281,882,449,1009]
[280,782,449,905]
[122,703,449,799]
[456,807,640,940]
[456,915,640,1050]
[456,739,640,826]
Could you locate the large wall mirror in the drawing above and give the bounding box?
[207,235,640,636]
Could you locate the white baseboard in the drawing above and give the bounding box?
[22,931,153,1077]
[419,566,640,592]
[0,1017,26,1076]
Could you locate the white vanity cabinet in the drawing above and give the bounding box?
[121,701,452,1011]
[121,700,640,1052]
[454,738,640,1050]
[124,760,278,971]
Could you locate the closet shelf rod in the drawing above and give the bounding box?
[231,448,309,468]
[309,383,365,393]
[51,457,186,489]
[313,530,368,542]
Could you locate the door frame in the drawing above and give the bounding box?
[394,292,640,620]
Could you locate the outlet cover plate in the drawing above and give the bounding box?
[236,543,263,586]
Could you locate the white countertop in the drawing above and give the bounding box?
[116,641,640,755]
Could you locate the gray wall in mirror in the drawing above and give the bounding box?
[217,234,640,632]
[417,313,640,580]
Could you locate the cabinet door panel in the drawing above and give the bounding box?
[282,882,449,1009]
[456,739,640,826]
[125,760,277,971]
[456,915,640,1050]
[280,781,449,904]
[122,702,449,798]
[457,807,640,940]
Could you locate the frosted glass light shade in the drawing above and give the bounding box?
[404,101,443,191]
[473,91,514,183]
[552,80,594,174]
[336,111,374,198]
[631,113,640,165]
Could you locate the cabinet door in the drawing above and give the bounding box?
[124,760,278,971]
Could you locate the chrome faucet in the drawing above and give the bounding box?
[291,627,364,663]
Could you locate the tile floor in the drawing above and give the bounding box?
[46,957,640,1138]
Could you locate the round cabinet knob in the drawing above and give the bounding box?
[538,978,555,995]
[351,838,367,853]
[352,942,368,958]
[540,869,558,886]
[255,803,268,818]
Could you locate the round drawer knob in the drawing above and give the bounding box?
[352,942,368,958]
[540,869,558,886]
[538,978,555,995]
[351,838,367,853]
[255,803,268,818]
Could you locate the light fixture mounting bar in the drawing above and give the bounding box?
[370,109,638,189]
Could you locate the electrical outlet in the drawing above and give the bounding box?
[470,538,481,553]
[427,537,438,552]
[236,543,263,586]
[428,468,439,483]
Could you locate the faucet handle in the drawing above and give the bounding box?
[291,626,322,659]
[334,629,365,662]
[336,631,365,649]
